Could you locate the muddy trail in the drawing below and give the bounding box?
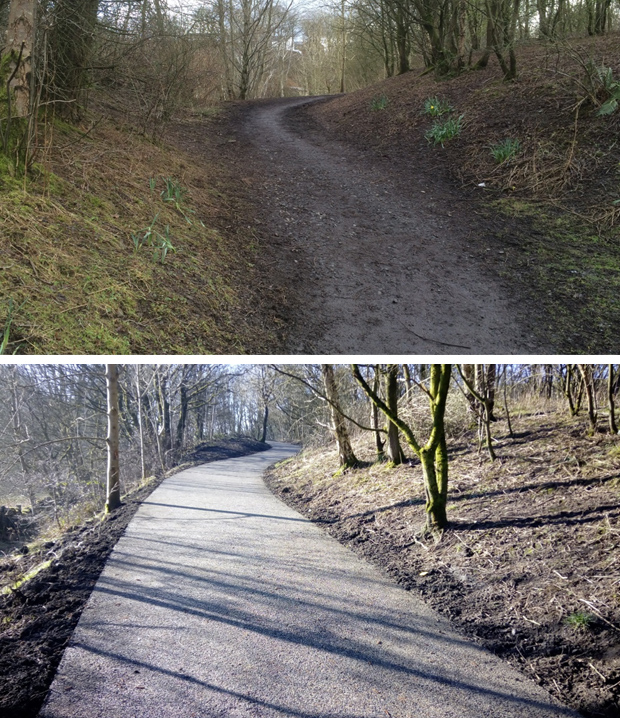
[184,97,551,354]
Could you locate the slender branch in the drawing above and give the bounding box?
[270,366,385,434]
[1,436,106,479]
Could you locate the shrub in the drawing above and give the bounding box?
[564,611,594,630]
[425,115,464,147]
[490,138,521,163]
[423,96,454,116]
[370,95,388,111]
[595,66,620,115]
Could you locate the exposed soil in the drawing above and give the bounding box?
[0,437,269,718]
[264,410,620,718]
[166,34,620,354]
[174,98,546,354]
[296,36,620,354]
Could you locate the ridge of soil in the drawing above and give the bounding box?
[264,412,620,718]
[0,437,270,718]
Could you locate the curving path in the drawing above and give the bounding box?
[231,98,545,353]
[40,443,575,717]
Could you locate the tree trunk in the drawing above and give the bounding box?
[136,366,146,481]
[462,364,478,416]
[578,364,597,432]
[105,364,121,513]
[6,0,37,117]
[157,369,172,467]
[174,382,189,462]
[486,364,497,420]
[322,364,358,469]
[609,364,618,435]
[371,366,385,461]
[339,0,346,92]
[385,364,403,465]
[260,404,269,443]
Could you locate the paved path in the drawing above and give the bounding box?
[40,443,576,718]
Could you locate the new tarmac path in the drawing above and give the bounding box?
[40,443,577,718]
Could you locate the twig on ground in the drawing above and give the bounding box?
[396,319,472,349]
[587,662,607,682]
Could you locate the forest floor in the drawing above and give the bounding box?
[0,437,269,718]
[2,34,619,352]
[264,406,620,718]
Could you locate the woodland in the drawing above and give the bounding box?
[0,363,618,717]
[0,0,619,352]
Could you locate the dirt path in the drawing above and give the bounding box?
[39,444,576,718]
[215,97,548,354]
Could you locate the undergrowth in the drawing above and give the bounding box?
[490,199,620,352]
[0,116,270,354]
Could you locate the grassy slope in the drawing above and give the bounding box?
[308,33,620,352]
[266,399,620,717]
[0,116,278,354]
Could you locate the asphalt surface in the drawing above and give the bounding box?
[40,443,577,718]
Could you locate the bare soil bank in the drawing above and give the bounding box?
[301,35,620,353]
[264,413,620,718]
[0,437,269,718]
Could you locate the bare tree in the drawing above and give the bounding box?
[105,364,121,512]
[322,364,359,470]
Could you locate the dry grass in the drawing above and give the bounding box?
[267,401,620,716]
[0,115,278,354]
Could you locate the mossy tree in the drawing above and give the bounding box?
[353,363,451,532]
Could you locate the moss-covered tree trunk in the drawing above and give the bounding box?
[353,363,452,532]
